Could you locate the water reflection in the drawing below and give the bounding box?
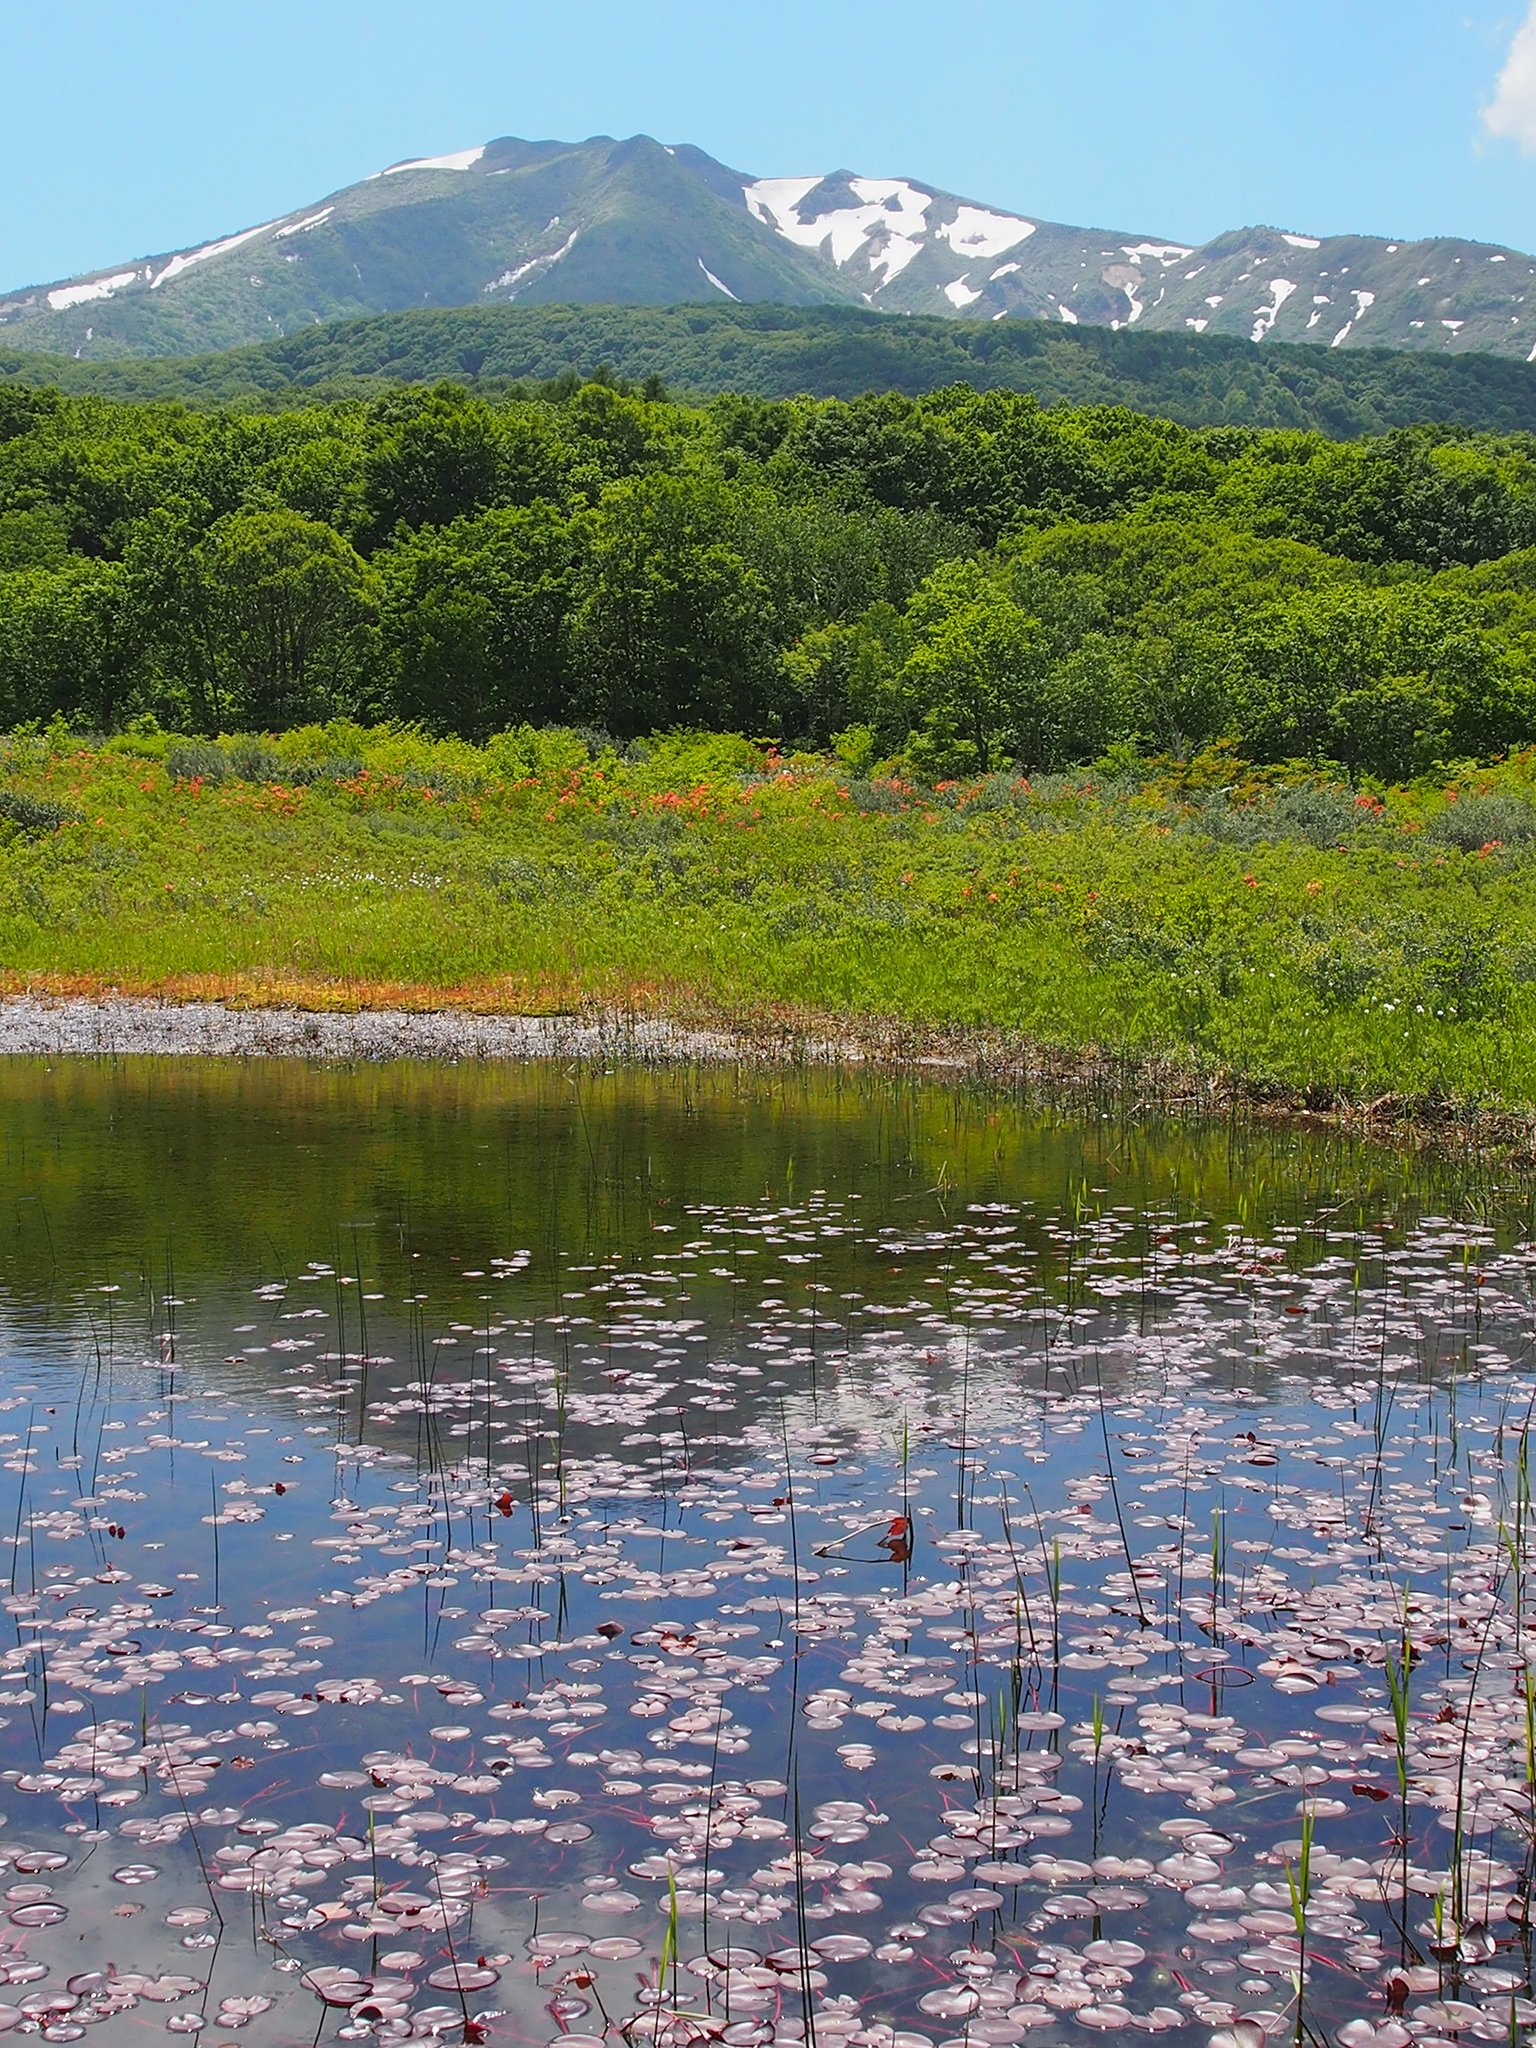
[0,1060,1529,2048]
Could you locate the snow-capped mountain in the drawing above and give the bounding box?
[5,133,1535,363]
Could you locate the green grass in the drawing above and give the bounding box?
[6,720,1536,1108]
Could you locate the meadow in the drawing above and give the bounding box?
[6,720,1536,1113]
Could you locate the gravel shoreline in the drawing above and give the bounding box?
[0,994,857,1065]
[6,994,1536,1167]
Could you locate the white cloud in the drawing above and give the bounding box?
[1484,3,1536,150]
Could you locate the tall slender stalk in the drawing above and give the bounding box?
[1095,1364,1147,1626]
[1285,1806,1315,2047]
[1385,1605,1413,1955]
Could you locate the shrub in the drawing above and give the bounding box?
[165,742,229,785]
[285,756,365,786]
[225,738,287,783]
[0,788,74,834]
[1189,784,1368,850]
[1428,794,1536,852]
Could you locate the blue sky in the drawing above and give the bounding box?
[8,0,1536,289]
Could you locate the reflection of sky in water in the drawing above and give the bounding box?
[0,1061,1530,2045]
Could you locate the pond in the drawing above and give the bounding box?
[0,1055,1531,2048]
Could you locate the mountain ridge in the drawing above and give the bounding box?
[6,133,1536,363]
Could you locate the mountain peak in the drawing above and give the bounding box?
[5,134,1536,364]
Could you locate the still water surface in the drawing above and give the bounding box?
[0,1059,1531,2048]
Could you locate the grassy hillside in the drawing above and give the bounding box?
[8,723,1536,1113]
[5,303,1536,435]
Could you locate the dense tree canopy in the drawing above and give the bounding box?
[9,373,1536,779]
[10,305,1536,440]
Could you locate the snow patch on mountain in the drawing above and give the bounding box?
[275,209,334,238]
[742,178,1036,298]
[865,232,928,284]
[698,259,738,300]
[47,271,141,312]
[937,207,1035,260]
[1282,233,1322,250]
[484,227,581,299]
[1251,278,1297,341]
[152,222,278,290]
[1330,293,1374,348]
[1102,261,1149,325]
[382,146,487,176]
[740,176,822,231]
[743,176,933,283]
[744,176,935,275]
[1121,242,1194,265]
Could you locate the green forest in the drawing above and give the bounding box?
[12,369,1536,783]
[7,302,1536,435]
